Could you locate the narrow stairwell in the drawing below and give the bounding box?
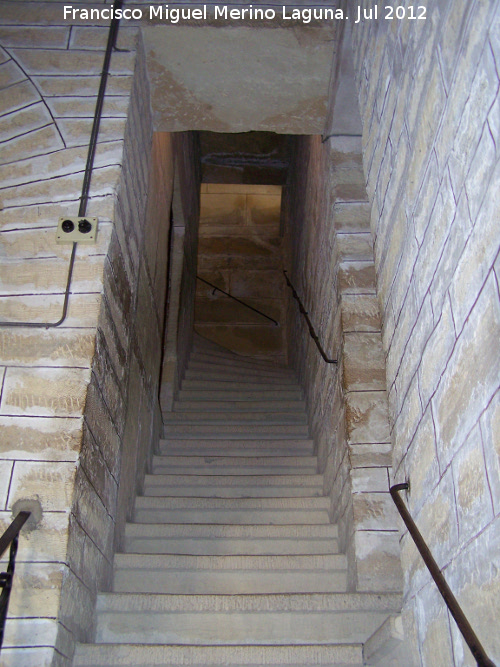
[74,337,401,666]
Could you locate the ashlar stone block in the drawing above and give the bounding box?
[345,390,390,444]
[434,274,500,467]
[0,79,40,117]
[0,59,25,89]
[0,329,96,367]
[11,48,135,76]
[354,530,403,593]
[7,561,64,617]
[0,26,70,49]
[480,387,500,515]
[453,424,494,545]
[0,415,82,461]
[1,509,69,565]
[0,124,64,165]
[0,367,91,418]
[7,460,76,512]
[343,332,386,391]
[0,101,53,142]
[0,293,101,328]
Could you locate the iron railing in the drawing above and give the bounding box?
[390,483,495,667]
[283,270,337,364]
[0,511,31,651]
[197,276,279,326]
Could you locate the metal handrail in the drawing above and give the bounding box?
[283,270,337,364]
[196,276,279,326]
[390,483,495,667]
[0,511,31,652]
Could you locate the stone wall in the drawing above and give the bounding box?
[352,1,500,663]
[160,132,201,412]
[0,8,137,665]
[283,133,402,595]
[0,8,181,665]
[63,37,175,664]
[195,183,286,362]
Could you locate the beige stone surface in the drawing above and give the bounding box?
[7,460,76,512]
[0,647,55,667]
[0,329,95,367]
[7,562,63,617]
[433,274,500,467]
[0,26,69,48]
[0,141,123,190]
[0,416,82,460]
[350,467,389,493]
[453,425,494,544]
[2,617,59,650]
[0,101,53,142]
[11,48,135,76]
[35,73,133,98]
[343,333,386,391]
[0,511,69,563]
[0,367,90,417]
[57,117,127,148]
[0,254,106,295]
[0,79,40,117]
[144,25,334,133]
[338,261,377,293]
[0,461,14,508]
[354,531,403,593]
[480,387,500,514]
[0,123,65,165]
[0,59,25,88]
[345,391,390,444]
[70,26,138,51]
[352,493,399,532]
[341,294,381,332]
[0,293,101,327]
[0,194,115,231]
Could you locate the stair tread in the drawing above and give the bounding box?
[74,642,364,666]
[135,496,329,509]
[114,554,347,570]
[97,592,402,613]
[83,341,396,664]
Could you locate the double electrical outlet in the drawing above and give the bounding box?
[56,217,98,244]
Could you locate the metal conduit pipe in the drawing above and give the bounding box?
[0,0,123,329]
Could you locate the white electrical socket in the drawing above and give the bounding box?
[56,217,98,244]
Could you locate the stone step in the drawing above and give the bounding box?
[158,438,315,456]
[73,642,364,666]
[172,399,306,411]
[182,379,299,391]
[133,496,331,525]
[186,363,295,379]
[162,423,310,437]
[143,473,324,498]
[185,371,296,384]
[94,593,401,646]
[123,527,339,555]
[190,347,286,368]
[163,411,307,424]
[152,454,318,475]
[179,389,302,400]
[112,554,347,594]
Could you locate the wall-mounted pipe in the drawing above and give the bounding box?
[0,0,123,329]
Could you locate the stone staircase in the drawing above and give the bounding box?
[74,337,401,666]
